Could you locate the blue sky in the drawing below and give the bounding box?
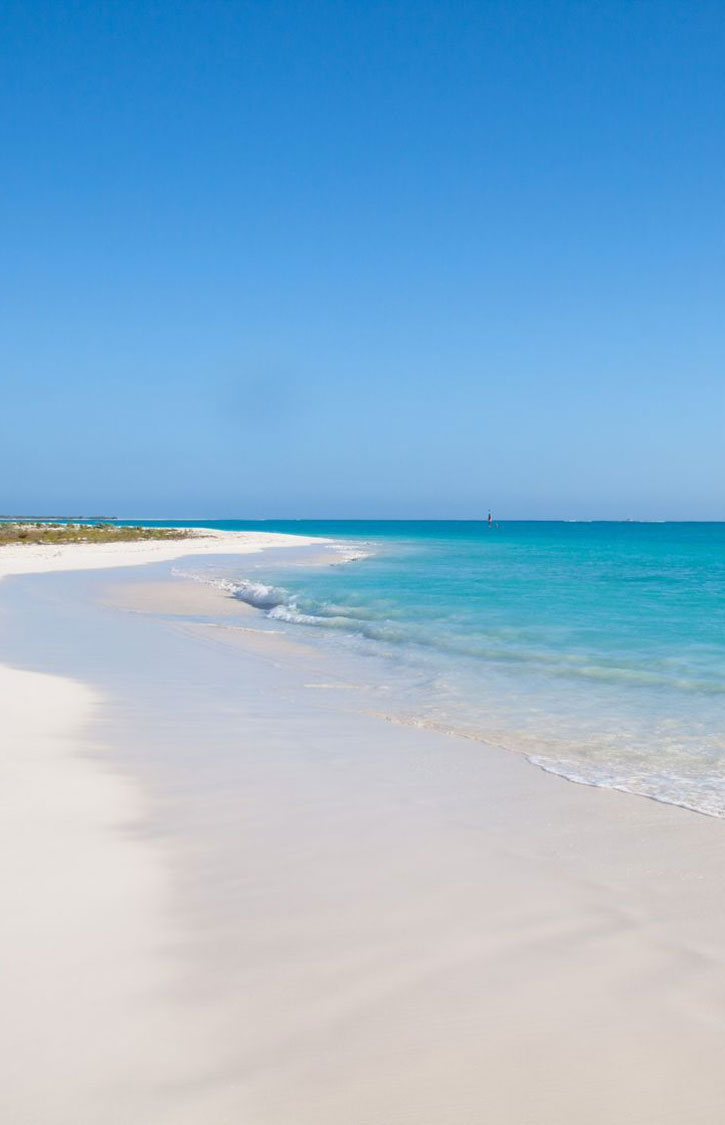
[3,0,723,518]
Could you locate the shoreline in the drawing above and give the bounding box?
[3,539,725,1121]
[164,557,725,822]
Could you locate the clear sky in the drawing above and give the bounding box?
[3,0,723,518]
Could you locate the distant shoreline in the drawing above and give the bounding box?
[0,525,327,580]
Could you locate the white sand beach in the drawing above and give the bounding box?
[0,530,323,1123]
[0,526,326,580]
[3,532,725,1124]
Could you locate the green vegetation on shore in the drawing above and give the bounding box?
[0,522,193,546]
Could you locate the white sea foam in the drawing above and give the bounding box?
[527,755,725,818]
[172,567,287,609]
[329,542,376,564]
[230,579,288,610]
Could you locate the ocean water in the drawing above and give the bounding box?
[143,520,725,816]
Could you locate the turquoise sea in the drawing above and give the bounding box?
[143,520,725,816]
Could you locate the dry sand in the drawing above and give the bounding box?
[2,534,725,1123]
[0,526,324,581]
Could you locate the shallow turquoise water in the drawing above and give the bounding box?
[144,521,725,815]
